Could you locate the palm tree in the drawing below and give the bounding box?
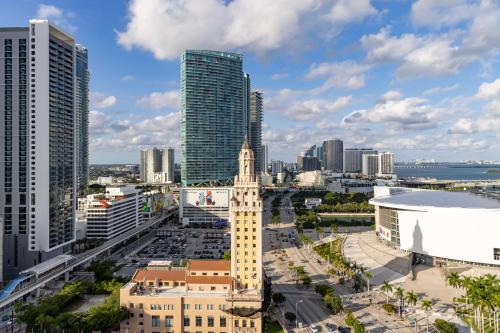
[446,272,461,299]
[381,281,393,304]
[394,287,405,317]
[315,225,324,240]
[460,276,473,307]
[421,299,432,333]
[405,290,418,312]
[330,224,338,235]
[363,271,373,294]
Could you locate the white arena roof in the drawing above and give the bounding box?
[371,190,500,210]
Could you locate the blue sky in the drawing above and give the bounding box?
[2,0,500,164]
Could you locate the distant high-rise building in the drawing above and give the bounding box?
[304,144,316,157]
[271,160,284,174]
[343,148,378,173]
[243,73,251,140]
[362,154,379,177]
[75,44,89,193]
[250,90,263,173]
[261,145,269,173]
[140,147,174,183]
[313,145,324,164]
[302,157,321,171]
[378,152,395,176]
[161,147,175,183]
[181,50,245,185]
[323,139,343,172]
[0,20,78,281]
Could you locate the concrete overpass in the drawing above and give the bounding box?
[0,206,177,309]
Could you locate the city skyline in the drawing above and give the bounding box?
[2,1,500,164]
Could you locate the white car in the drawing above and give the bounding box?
[311,325,321,333]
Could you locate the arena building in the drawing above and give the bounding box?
[370,187,500,267]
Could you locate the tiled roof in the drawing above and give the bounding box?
[133,270,186,282]
[188,260,231,272]
[186,275,233,285]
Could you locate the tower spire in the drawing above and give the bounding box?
[242,134,250,149]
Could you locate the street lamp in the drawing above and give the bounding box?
[295,299,303,328]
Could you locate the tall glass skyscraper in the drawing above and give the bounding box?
[181,50,246,186]
[75,44,89,193]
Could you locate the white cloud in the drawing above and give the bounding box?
[378,90,402,103]
[281,95,352,121]
[121,75,135,82]
[342,92,447,131]
[362,1,500,79]
[475,78,500,99]
[269,72,289,80]
[35,4,76,32]
[137,90,180,110]
[36,4,63,18]
[447,118,475,134]
[306,60,370,91]
[90,92,117,109]
[422,84,459,96]
[325,0,377,24]
[91,112,181,151]
[411,0,478,28]
[117,0,378,60]
[117,0,319,60]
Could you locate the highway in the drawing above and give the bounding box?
[0,207,177,309]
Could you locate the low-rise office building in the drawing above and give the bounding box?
[78,186,144,240]
[370,187,500,267]
[179,187,233,227]
[120,260,261,333]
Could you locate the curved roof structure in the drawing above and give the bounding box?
[370,188,500,210]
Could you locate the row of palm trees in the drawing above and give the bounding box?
[446,272,500,333]
[380,281,434,331]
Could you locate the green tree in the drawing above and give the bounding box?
[272,293,286,305]
[323,293,343,314]
[381,281,393,304]
[394,287,405,316]
[285,312,296,324]
[421,299,432,333]
[405,290,418,311]
[446,272,461,298]
[363,271,373,294]
[223,250,231,260]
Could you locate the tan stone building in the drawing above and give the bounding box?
[120,138,264,333]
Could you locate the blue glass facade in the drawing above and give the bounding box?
[181,50,247,185]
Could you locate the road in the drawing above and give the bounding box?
[263,193,421,333]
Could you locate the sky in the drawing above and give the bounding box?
[1,0,500,164]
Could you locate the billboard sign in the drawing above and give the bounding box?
[181,188,232,208]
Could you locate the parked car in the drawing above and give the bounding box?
[326,323,337,332]
[310,325,321,333]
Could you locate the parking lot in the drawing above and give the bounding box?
[129,228,230,263]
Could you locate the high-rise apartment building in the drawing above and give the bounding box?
[75,44,89,193]
[343,148,378,173]
[261,145,268,173]
[181,50,245,185]
[378,152,395,176]
[230,137,263,290]
[120,141,263,333]
[362,154,379,177]
[243,73,251,140]
[249,90,263,173]
[323,139,343,172]
[0,20,79,280]
[140,147,174,183]
[271,160,284,174]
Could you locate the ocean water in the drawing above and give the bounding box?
[396,166,500,180]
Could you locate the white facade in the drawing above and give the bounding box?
[97,176,114,185]
[29,20,77,252]
[378,152,395,176]
[260,173,273,187]
[305,198,322,209]
[296,170,325,187]
[371,187,500,266]
[362,154,379,177]
[140,147,174,184]
[179,187,233,226]
[80,186,144,240]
